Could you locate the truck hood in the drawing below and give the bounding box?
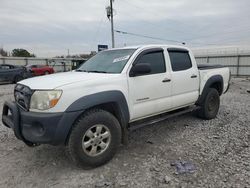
[19,71,119,90]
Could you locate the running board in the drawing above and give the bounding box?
[128,106,200,131]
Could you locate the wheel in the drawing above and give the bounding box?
[14,75,23,83]
[44,71,50,75]
[197,88,220,120]
[67,109,122,168]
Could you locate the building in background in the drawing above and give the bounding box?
[192,45,250,56]
[192,45,250,76]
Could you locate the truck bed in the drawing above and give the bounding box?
[198,64,224,70]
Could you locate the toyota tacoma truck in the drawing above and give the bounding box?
[2,45,230,168]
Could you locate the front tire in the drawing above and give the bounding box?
[67,109,121,168]
[197,88,220,120]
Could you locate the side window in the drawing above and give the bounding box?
[136,51,166,74]
[169,51,192,72]
[1,65,10,70]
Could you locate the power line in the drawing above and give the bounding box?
[119,7,190,36]
[116,8,187,36]
[115,30,186,44]
[115,29,221,46]
[113,1,250,47]
[115,1,219,46]
[118,0,250,46]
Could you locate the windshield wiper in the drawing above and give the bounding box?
[75,70,107,73]
[87,70,107,73]
[75,69,89,72]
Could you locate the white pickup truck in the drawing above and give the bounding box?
[2,45,230,168]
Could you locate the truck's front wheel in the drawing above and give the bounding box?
[197,88,220,120]
[67,109,121,168]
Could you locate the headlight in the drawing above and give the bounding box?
[30,90,62,111]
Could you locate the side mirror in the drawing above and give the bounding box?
[129,63,151,77]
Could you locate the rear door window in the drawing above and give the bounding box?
[1,65,11,70]
[168,51,192,71]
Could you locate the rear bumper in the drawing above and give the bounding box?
[224,83,230,93]
[2,101,82,146]
[224,70,231,94]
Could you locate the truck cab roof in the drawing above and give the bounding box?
[106,44,190,51]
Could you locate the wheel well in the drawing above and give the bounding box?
[89,102,129,144]
[90,102,124,125]
[65,102,127,145]
[210,82,223,95]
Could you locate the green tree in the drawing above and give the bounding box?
[11,48,36,57]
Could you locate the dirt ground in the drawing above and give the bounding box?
[0,78,249,188]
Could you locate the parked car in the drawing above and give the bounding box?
[0,64,30,83]
[2,45,230,168]
[26,65,54,76]
[71,59,86,70]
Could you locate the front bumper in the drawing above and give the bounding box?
[2,101,82,146]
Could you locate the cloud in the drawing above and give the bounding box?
[0,0,250,56]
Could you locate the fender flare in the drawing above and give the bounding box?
[196,75,223,105]
[66,90,130,126]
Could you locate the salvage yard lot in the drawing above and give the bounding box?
[0,78,249,188]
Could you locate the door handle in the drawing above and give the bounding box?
[162,78,171,83]
[191,75,197,78]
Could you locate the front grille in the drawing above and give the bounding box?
[14,84,33,111]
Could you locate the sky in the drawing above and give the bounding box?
[0,0,250,57]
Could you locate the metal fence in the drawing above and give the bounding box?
[0,57,87,72]
[1,54,250,76]
[195,54,250,76]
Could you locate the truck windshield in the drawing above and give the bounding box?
[77,49,136,73]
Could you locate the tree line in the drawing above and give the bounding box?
[0,48,97,58]
[0,48,36,57]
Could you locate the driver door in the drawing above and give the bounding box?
[128,48,172,121]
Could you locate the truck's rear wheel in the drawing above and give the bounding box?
[67,109,121,168]
[197,88,220,120]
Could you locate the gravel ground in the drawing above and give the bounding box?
[0,78,249,188]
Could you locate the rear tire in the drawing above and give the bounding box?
[197,88,220,120]
[67,109,121,169]
[44,71,50,75]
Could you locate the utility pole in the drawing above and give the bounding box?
[106,0,115,48]
[110,0,115,48]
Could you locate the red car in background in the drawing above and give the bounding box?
[26,65,54,76]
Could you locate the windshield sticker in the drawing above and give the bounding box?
[113,55,130,63]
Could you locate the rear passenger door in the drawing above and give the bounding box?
[167,48,199,108]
